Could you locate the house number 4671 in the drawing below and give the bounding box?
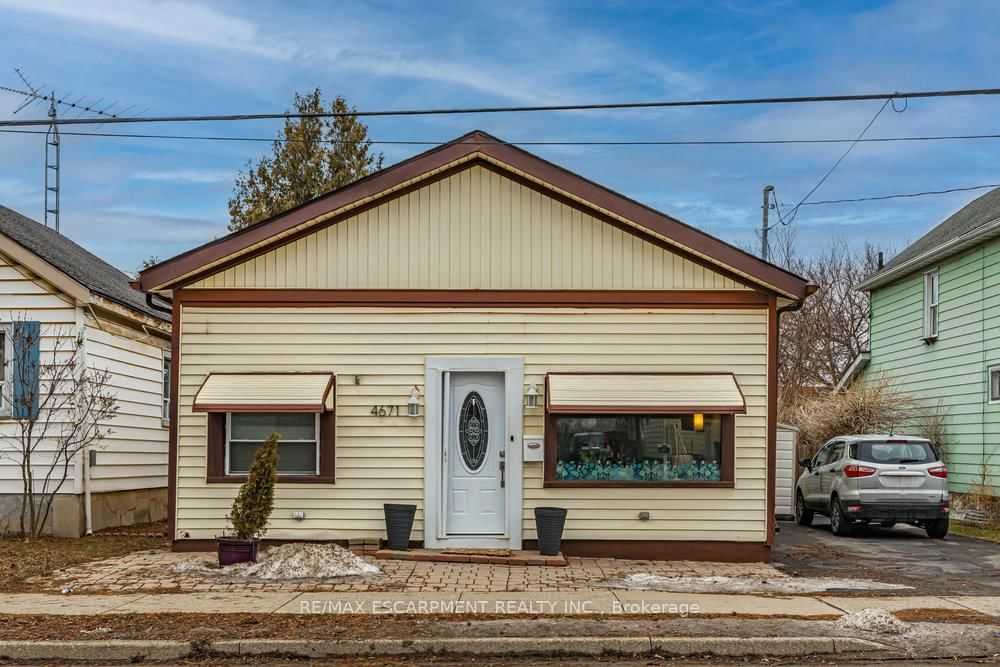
[370,405,400,416]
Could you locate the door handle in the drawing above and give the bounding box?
[499,460,506,488]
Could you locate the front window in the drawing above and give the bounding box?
[923,269,940,340]
[553,413,724,482]
[226,412,319,475]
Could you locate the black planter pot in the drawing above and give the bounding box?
[217,537,258,566]
[384,503,416,551]
[534,506,568,556]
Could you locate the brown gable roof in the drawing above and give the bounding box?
[139,130,812,299]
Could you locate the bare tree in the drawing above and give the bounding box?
[778,238,883,403]
[0,316,118,538]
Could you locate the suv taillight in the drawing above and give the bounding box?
[928,466,948,478]
[844,464,876,478]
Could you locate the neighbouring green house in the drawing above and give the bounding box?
[843,187,1000,495]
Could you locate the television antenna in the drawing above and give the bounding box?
[1,68,146,232]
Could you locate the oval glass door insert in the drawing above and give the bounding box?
[458,391,489,471]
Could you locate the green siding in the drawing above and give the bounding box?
[866,235,1000,493]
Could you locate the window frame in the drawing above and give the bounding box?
[161,354,171,428]
[0,326,11,418]
[225,412,321,477]
[543,410,736,488]
[206,408,336,484]
[923,269,940,341]
[988,364,1000,405]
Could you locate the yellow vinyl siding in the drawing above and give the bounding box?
[175,306,768,542]
[189,165,749,292]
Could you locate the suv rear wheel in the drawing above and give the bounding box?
[795,491,814,526]
[925,518,949,539]
[830,497,853,537]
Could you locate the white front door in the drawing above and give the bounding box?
[445,372,506,535]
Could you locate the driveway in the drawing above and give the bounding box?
[774,517,1000,595]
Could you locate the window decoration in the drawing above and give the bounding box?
[552,414,723,482]
[459,391,488,471]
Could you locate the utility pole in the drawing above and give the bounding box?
[761,184,774,262]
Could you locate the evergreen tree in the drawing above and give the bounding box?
[228,90,383,231]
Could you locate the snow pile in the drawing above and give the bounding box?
[615,573,912,594]
[169,544,380,580]
[238,543,380,579]
[836,607,910,635]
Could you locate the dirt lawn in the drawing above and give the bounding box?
[0,522,167,592]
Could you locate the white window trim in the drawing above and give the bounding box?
[161,354,171,428]
[224,412,321,476]
[988,364,1000,405]
[922,269,940,341]
[0,325,11,418]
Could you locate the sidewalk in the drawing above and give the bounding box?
[1,589,997,617]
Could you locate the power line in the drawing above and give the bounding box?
[781,99,895,225]
[4,127,1000,147]
[2,87,1000,127]
[796,184,1000,206]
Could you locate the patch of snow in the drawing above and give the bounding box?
[169,544,380,580]
[612,573,912,594]
[836,607,910,635]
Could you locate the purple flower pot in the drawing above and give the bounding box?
[217,537,258,566]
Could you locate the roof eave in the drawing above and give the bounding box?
[858,216,1000,292]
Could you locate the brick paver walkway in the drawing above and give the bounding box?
[37,549,784,594]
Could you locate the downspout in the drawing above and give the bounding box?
[76,305,94,536]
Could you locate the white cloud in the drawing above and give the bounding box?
[132,169,232,184]
[0,0,293,59]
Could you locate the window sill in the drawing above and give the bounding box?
[543,480,735,489]
[206,475,335,484]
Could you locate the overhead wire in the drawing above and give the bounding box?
[2,87,1000,127]
[3,127,1000,147]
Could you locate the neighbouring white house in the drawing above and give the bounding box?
[140,131,815,561]
[0,205,172,537]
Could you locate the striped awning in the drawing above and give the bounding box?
[546,373,746,414]
[193,373,335,412]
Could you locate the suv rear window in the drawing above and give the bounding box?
[852,441,937,464]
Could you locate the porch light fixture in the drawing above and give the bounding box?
[407,386,421,416]
[524,382,539,408]
[693,413,704,432]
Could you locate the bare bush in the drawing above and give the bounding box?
[0,316,118,538]
[783,374,921,458]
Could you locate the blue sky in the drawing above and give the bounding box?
[1,0,998,274]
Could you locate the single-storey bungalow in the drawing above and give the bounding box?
[139,131,813,561]
[0,205,171,536]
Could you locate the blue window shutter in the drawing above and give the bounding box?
[12,321,40,419]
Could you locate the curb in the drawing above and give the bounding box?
[0,636,890,660]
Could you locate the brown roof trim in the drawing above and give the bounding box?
[140,131,812,298]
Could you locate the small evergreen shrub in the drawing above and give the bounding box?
[227,433,279,540]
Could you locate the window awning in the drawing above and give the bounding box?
[546,373,746,414]
[193,373,335,413]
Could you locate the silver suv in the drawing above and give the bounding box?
[795,435,950,538]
